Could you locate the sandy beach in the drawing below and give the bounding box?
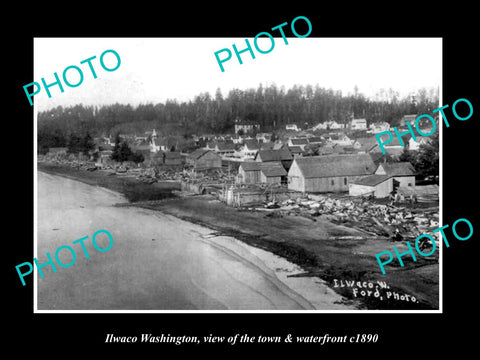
[37,162,439,310]
[36,171,353,310]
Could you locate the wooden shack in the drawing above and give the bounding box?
[186,149,222,170]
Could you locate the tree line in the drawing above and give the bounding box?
[37,83,439,151]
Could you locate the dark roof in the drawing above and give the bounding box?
[288,146,304,153]
[239,161,287,177]
[259,142,275,150]
[132,144,150,151]
[216,141,236,151]
[188,148,214,160]
[256,149,293,162]
[292,154,376,178]
[308,137,322,143]
[164,151,181,159]
[239,161,261,171]
[243,140,260,150]
[98,143,114,151]
[259,162,287,177]
[290,138,309,145]
[401,114,417,123]
[376,162,415,176]
[350,174,392,186]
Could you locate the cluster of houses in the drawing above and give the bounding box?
[45,114,432,200]
[235,151,416,199]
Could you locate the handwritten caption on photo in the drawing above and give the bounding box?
[333,279,418,303]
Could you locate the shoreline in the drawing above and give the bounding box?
[37,161,439,310]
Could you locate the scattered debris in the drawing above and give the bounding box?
[265,194,439,240]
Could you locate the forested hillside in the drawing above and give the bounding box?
[38,83,439,149]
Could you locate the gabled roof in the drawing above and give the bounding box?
[350,174,392,186]
[351,118,367,124]
[288,146,304,154]
[290,138,309,145]
[259,142,275,150]
[259,162,287,177]
[292,154,376,178]
[216,141,236,151]
[188,148,218,160]
[255,149,293,162]
[308,137,322,143]
[239,161,261,172]
[164,151,181,159]
[376,162,415,176]
[243,140,260,150]
[239,161,287,177]
[132,144,151,151]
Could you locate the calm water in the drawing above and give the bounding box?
[36,171,351,311]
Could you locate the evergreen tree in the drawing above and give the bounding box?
[414,132,439,180]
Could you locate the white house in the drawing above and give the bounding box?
[286,124,300,131]
[288,138,309,150]
[368,122,391,133]
[327,133,352,146]
[234,118,260,134]
[409,135,431,151]
[375,162,416,188]
[329,121,345,130]
[238,140,260,159]
[312,122,328,130]
[149,129,162,153]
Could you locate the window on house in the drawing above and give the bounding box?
[331,179,334,186]
[408,183,412,187]
[344,178,347,185]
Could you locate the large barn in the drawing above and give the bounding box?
[287,154,377,193]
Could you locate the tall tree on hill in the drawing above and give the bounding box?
[414,131,439,180]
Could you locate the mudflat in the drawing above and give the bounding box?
[38,162,439,310]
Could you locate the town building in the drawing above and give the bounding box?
[237,161,287,185]
[186,149,222,170]
[409,135,431,151]
[286,124,300,131]
[287,154,377,193]
[214,141,237,158]
[287,138,309,150]
[254,149,293,171]
[375,162,416,187]
[238,140,260,159]
[368,122,391,133]
[352,137,380,153]
[326,133,352,146]
[350,118,367,130]
[349,175,393,198]
[399,114,417,128]
[234,118,260,134]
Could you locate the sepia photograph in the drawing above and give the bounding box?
[33,37,442,312]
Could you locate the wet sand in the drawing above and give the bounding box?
[37,162,439,310]
[37,171,353,310]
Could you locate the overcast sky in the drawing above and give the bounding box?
[33,37,442,112]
